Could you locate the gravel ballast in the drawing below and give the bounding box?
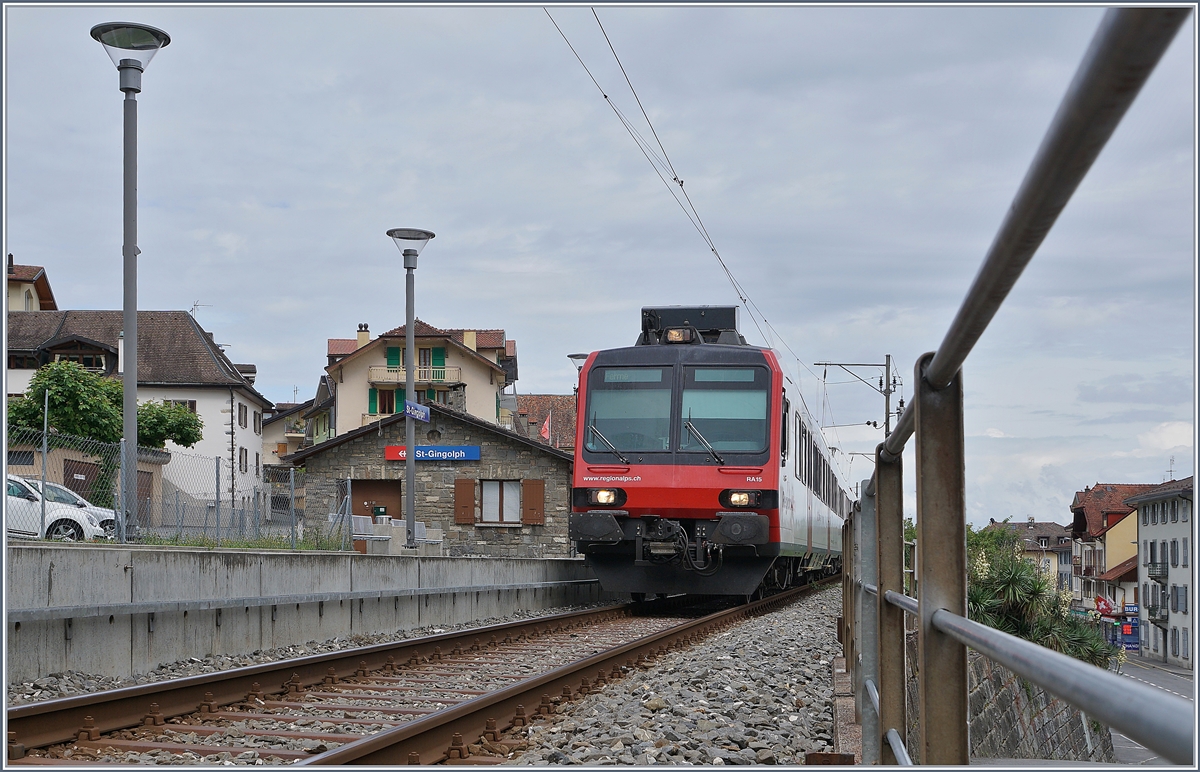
[505,584,842,765]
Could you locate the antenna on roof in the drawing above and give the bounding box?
[293,385,299,402]
[1167,455,1175,481]
[190,301,211,319]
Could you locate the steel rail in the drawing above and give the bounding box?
[301,581,834,765]
[930,609,1193,766]
[885,729,913,766]
[877,7,1189,463]
[6,602,632,751]
[884,590,918,615]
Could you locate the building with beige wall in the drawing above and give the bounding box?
[6,254,57,316]
[318,320,518,439]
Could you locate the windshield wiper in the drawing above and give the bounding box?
[588,424,630,464]
[685,420,725,465]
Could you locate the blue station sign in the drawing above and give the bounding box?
[404,400,431,423]
[385,445,481,461]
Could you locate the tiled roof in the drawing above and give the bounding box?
[6,310,269,404]
[327,339,357,356]
[515,394,576,449]
[1070,483,1157,537]
[285,401,571,464]
[6,262,57,310]
[1099,555,1138,583]
[7,264,43,282]
[505,339,516,358]
[380,319,450,338]
[985,519,1072,551]
[444,329,507,350]
[1123,476,1193,506]
[263,400,314,426]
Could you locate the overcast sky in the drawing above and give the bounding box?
[4,4,1195,527]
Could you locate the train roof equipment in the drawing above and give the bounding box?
[636,305,748,347]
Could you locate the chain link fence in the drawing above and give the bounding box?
[5,427,352,550]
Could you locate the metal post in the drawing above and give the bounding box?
[404,249,418,548]
[859,487,880,765]
[883,354,892,437]
[40,389,49,537]
[253,490,260,539]
[175,490,181,539]
[120,63,141,557]
[289,467,296,550]
[117,438,127,542]
[342,478,352,551]
[914,351,968,765]
[214,457,222,547]
[852,499,863,724]
[875,449,907,765]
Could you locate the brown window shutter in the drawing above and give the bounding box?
[454,479,476,524]
[521,479,545,525]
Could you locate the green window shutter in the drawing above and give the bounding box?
[496,392,500,421]
[398,388,405,404]
[427,388,435,400]
[368,388,378,414]
[386,347,400,367]
[431,347,445,367]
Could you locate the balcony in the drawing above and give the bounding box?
[1073,565,1096,577]
[368,366,462,386]
[1148,562,1169,582]
[1147,605,1168,624]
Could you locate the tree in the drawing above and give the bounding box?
[8,361,203,448]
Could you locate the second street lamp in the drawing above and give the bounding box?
[387,228,435,549]
[90,21,171,542]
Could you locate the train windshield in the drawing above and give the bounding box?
[678,366,769,452]
[585,367,673,452]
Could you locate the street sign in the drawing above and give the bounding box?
[404,400,430,423]
[385,446,481,461]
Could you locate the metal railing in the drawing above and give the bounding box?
[842,8,1192,766]
[1147,561,1170,581]
[367,365,462,385]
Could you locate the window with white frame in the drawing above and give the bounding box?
[239,447,248,473]
[1183,538,1189,567]
[480,480,521,523]
[1183,628,1190,659]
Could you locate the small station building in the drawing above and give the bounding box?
[286,402,573,558]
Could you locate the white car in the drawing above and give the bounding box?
[5,475,105,542]
[22,478,117,540]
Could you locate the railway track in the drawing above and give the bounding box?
[7,582,830,765]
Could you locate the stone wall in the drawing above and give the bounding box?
[903,632,1115,763]
[302,408,573,558]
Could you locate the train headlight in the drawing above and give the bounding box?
[665,327,694,343]
[724,490,762,508]
[588,489,622,505]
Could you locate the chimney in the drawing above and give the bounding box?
[1027,516,1035,529]
[463,330,476,351]
[117,331,124,374]
[357,323,370,349]
[7,254,13,275]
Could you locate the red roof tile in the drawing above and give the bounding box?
[515,394,576,449]
[7,264,43,282]
[381,319,450,338]
[1099,554,1137,583]
[328,339,356,356]
[1070,483,1157,537]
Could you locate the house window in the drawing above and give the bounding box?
[379,389,396,415]
[239,447,248,473]
[54,352,106,370]
[1143,540,1149,565]
[255,452,260,477]
[1038,537,1048,548]
[253,411,262,434]
[1183,538,1188,567]
[1171,540,1179,567]
[24,289,34,311]
[1151,504,1158,524]
[419,348,432,370]
[481,480,521,523]
[1150,541,1158,564]
[7,354,38,369]
[1171,628,1178,657]
[1182,501,1189,522]
[1184,629,1190,659]
[167,399,198,413]
[1142,506,1149,526]
[7,450,35,467]
[1172,500,1178,522]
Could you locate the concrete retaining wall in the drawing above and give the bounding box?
[5,543,606,683]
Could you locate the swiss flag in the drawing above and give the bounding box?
[539,413,551,441]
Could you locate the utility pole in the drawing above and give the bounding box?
[813,357,900,436]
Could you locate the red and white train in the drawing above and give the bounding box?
[568,306,853,597]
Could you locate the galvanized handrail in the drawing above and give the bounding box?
[931,608,1193,764]
[845,9,1192,764]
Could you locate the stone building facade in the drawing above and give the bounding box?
[288,403,573,558]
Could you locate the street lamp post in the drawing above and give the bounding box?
[90,22,170,543]
[387,228,435,549]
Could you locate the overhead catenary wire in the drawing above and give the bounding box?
[546,7,827,417]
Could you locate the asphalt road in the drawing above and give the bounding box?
[1110,656,1193,765]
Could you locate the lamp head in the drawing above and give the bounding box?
[387,228,436,257]
[90,22,171,70]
